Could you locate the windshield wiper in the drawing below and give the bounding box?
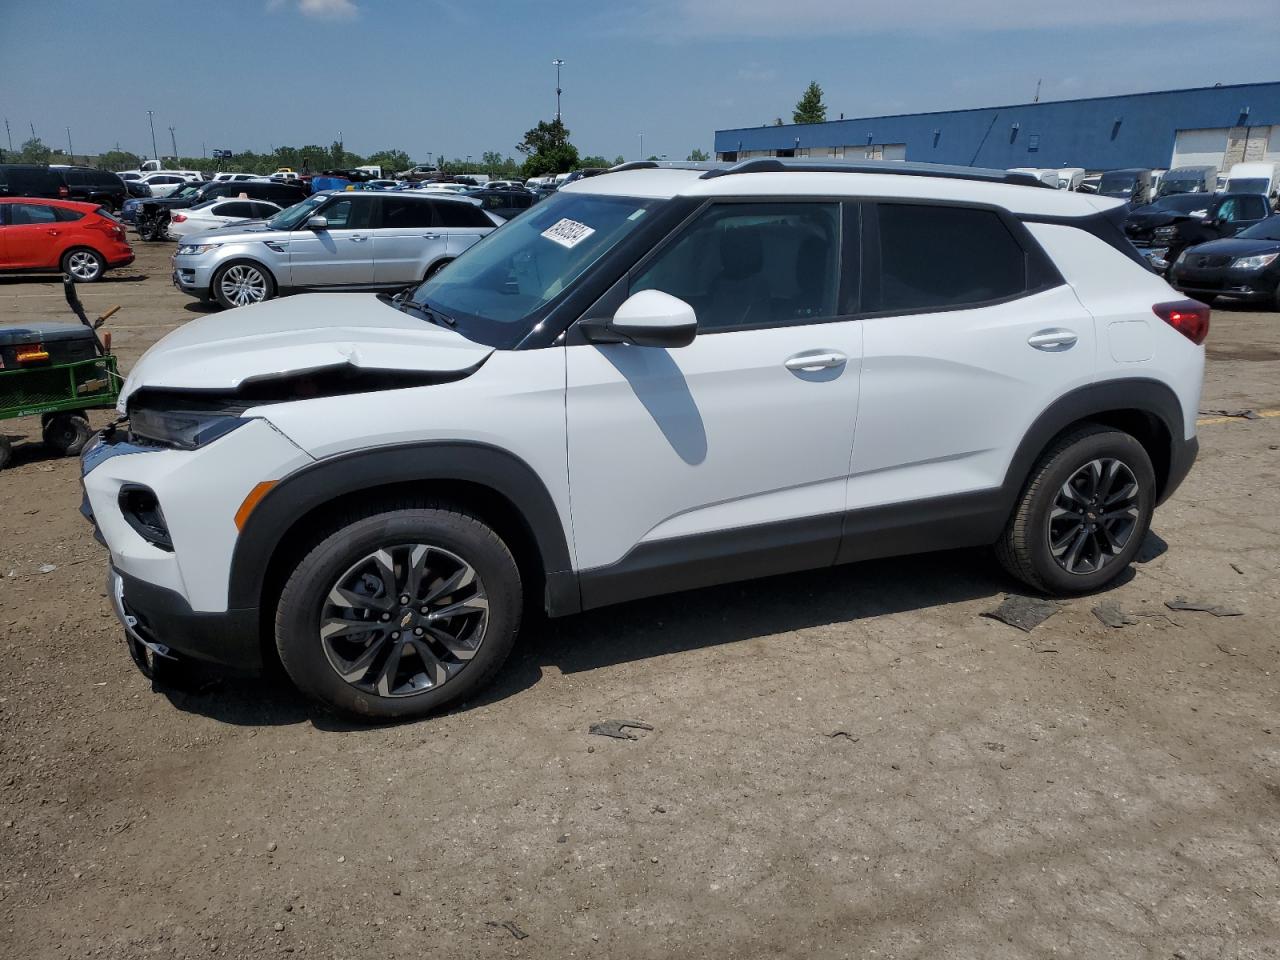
[385,292,456,329]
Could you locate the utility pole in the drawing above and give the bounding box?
[552,59,564,123]
[147,110,158,160]
[168,126,177,159]
[29,121,36,139]
[638,132,644,159]
[66,127,73,163]
[4,118,11,152]
[202,141,206,158]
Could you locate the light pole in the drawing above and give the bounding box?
[4,119,11,152]
[147,110,158,160]
[66,127,73,163]
[169,126,177,159]
[552,59,564,122]
[638,132,644,159]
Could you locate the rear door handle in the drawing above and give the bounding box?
[1027,329,1078,351]
[784,351,847,372]
[350,235,367,242]
[422,233,441,239]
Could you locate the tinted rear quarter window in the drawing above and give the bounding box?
[874,204,1027,312]
[434,201,492,228]
[54,206,86,222]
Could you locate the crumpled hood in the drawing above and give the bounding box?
[118,293,493,410]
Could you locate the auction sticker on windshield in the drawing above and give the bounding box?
[541,218,596,249]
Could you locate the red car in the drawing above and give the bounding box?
[0,197,134,282]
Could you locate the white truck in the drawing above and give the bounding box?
[1224,161,1280,207]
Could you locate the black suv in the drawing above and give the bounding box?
[0,163,67,201]
[52,165,128,211]
[195,179,308,206]
[1126,192,1270,272]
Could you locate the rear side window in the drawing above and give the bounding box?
[434,201,492,228]
[10,203,59,225]
[250,202,278,218]
[873,204,1027,312]
[54,206,86,222]
[64,169,89,185]
[381,197,436,228]
[215,201,255,218]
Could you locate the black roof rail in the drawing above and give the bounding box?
[609,160,730,173]
[699,158,1051,188]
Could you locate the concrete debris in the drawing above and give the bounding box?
[983,595,1060,632]
[1166,597,1244,617]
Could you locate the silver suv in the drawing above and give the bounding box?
[171,190,500,309]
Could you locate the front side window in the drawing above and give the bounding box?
[873,204,1026,313]
[631,201,841,331]
[316,196,373,229]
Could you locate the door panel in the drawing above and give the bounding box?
[3,204,61,268]
[287,196,376,286]
[372,196,444,284]
[847,284,1095,509]
[566,322,863,571]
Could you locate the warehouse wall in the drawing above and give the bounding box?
[714,82,1280,172]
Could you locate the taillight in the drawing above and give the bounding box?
[171,213,186,223]
[58,184,69,197]
[1153,299,1210,345]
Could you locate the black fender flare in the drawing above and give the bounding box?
[227,441,578,615]
[1000,377,1190,505]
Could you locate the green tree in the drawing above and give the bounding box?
[98,149,141,171]
[517,118,579,177]
[366,149,411,174]
[687,148,710,161]
[579,155,610,168]
[792,81,827,124]
[18,137,51,163]
[612,155,625,166]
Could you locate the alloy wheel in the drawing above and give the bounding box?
[319,544,489,698]
[219,265,268,306]
[1047,458,1141,575]
[67,251,101,281]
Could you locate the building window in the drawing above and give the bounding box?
[1028,134,1040,153]
[776,148,795,158]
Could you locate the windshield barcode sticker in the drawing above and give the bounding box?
[541,218,596,249]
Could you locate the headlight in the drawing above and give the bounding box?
[176,243,221,256]
[1230,252,1279,270]
[1153,226,1177,239]
[129,408,250,450]
[1172,250,1188,267]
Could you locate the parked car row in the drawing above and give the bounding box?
[0,163,130,211]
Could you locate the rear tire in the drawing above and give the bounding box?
[274,502,522,721]
[61,247,105,282]
[996,425,1155,595]
[42,414,93,456]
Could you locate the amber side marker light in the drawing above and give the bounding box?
[234,481,277,530]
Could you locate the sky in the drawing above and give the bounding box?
[4,0,1279,165]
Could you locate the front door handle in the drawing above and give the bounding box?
[422,233,441,239]
[1027,329,1078,351]
[784,351,847,372]
[349,235,367,242]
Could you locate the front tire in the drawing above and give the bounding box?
[996,425,1155,595]
[212,260,275,309]
[61,247,105,282]
[42,413,92,456]
[274,503,522,720]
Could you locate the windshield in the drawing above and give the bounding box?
[1226,178,1269,197]
[266,194,327,231]
[1157,178,1206,197]
[1147,195,1212,214]
[405,191,661,348]
[1098,173,1140,197]
[1236,215,1280,241]
[175,184,202,199]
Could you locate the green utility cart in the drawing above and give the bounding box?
[0,278,121,470]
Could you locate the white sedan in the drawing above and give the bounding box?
[167,198,282,239]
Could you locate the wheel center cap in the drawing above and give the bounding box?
[399,611,415,628]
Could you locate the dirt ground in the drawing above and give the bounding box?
[2,242,1278,959]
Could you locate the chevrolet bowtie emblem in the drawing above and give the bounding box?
[401,612,414,628]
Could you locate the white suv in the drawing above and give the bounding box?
[81,160,1206,720]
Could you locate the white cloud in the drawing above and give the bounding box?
[624,0,1277,36]
[268,0,359,19]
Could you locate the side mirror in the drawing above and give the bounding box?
[581,290,697,348]
[306,215,329,230]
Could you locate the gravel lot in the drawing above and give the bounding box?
[2,241,1278,959]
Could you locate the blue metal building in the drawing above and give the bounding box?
[714,82,1280,172]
